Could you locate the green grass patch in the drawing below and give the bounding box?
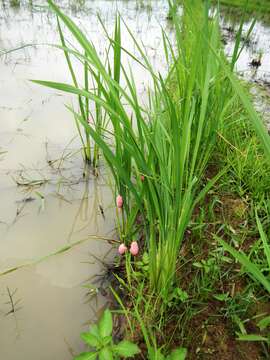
[217,0,270,13]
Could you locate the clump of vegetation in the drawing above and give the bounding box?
[35,0,234,299]
[75,309,140,360]
[34,0,270,358]
[217,0,270,14]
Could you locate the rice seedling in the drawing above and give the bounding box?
[53,12,112,167]
[32,0,269,302]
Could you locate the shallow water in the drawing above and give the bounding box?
[222,15,270,85]
[0,1,270,359]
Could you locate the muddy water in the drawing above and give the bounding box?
[1,1,270,359]
[222,16,270,85]
[221,14,270,127]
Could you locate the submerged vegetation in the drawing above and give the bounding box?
[29,0,270,358]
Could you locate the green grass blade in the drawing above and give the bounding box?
[217,236,270,294]
[256,210,270,270]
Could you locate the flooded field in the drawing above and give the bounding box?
[1,1,270,359]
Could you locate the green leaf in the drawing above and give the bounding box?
[169,348,187,360]
[216,236,270,294]
[148,347,165,360]
[113,340,141,357]
[258,316,270,331]
[233,315,247,335]
[193,262,203,268]
[89,324,100,337]
[236,334,269,342]
[99,347,114,360]
[98,309,113,338]
[175,288,188,302]
[213,293,229,301]
[73,352,97,360]
[80,332,100,348]
[152,353,165,360]
[67,106,142,208]
[256,211,270,270]
[102,336,113,346]
[142,252,149,264]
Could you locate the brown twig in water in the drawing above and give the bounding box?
[5,287,21,316]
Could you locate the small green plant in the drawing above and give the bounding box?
[193,253,221,296]
[74,309,140,360]
[148,346,187,360]
[135,252,150,277]
[164,287,188,308]
[193,257,219,275]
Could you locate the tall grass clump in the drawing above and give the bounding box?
[33,0,270,301]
